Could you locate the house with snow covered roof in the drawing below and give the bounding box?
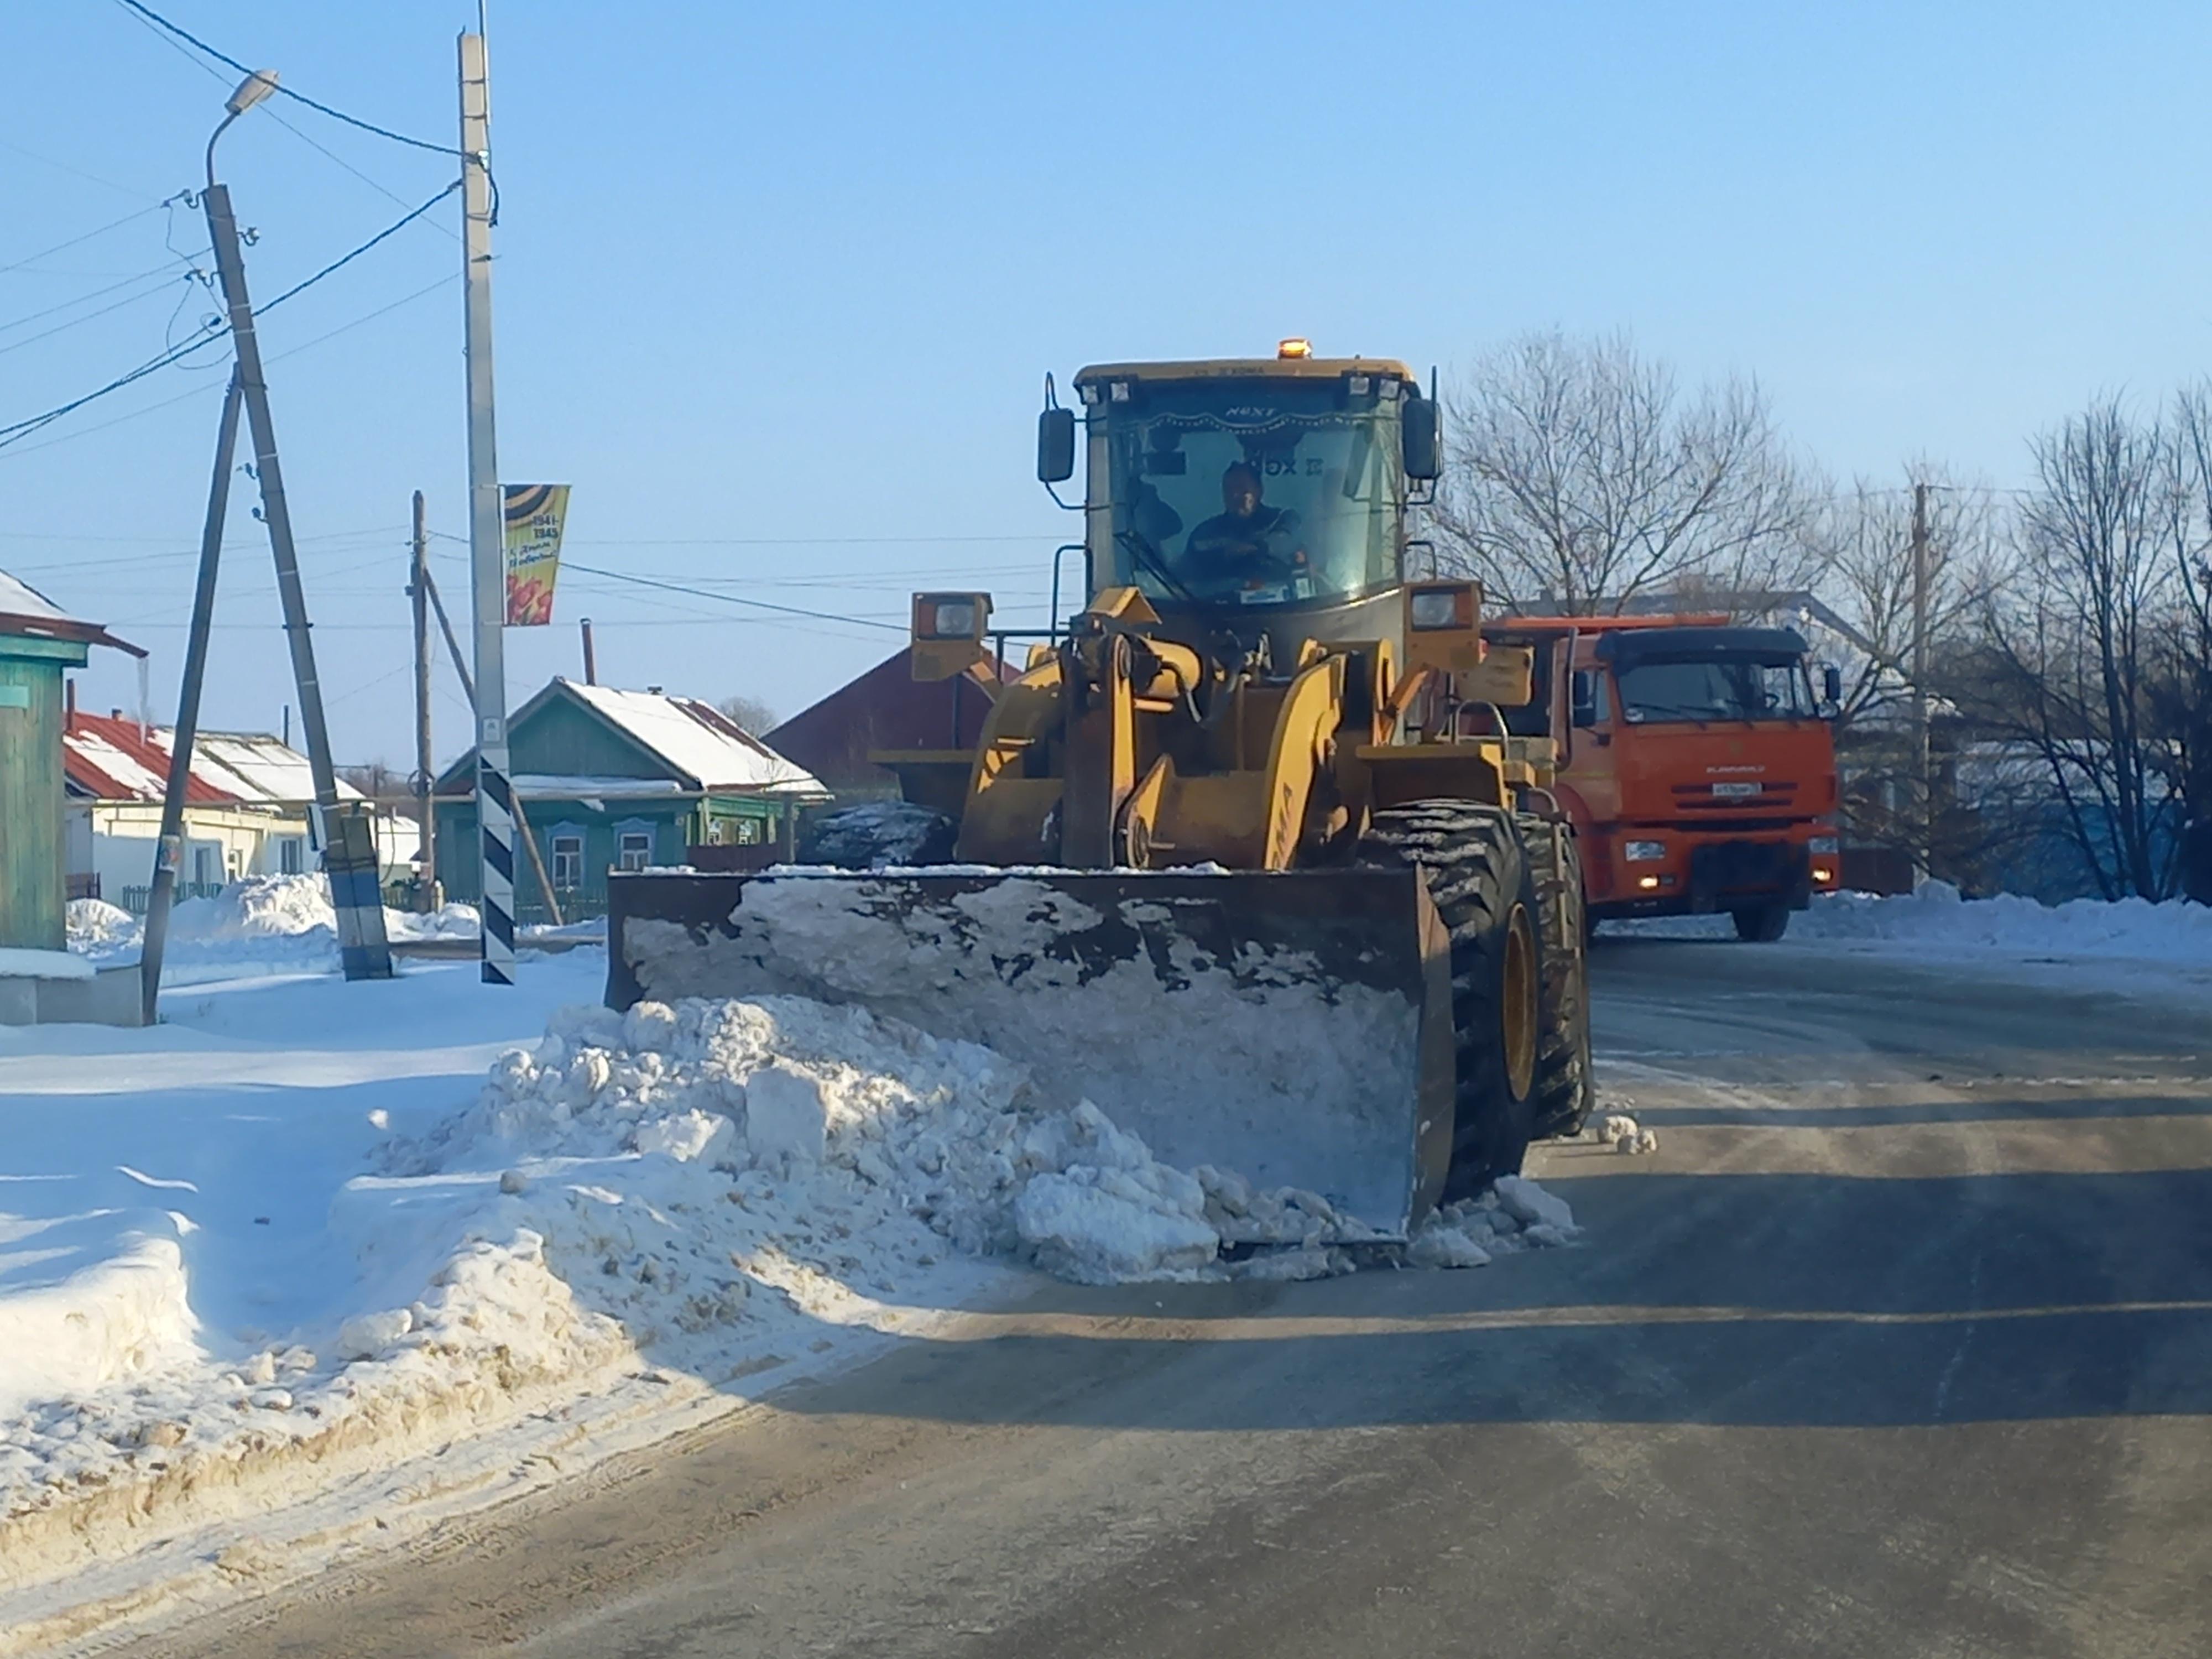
[61,708,409,911]
[431,678,828,922]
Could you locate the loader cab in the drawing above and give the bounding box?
[1061,354,1436,664]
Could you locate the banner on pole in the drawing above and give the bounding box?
[502,484,570,625]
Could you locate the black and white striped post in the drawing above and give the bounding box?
[458,29,514,985]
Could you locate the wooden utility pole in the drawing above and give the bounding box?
[1910,481,1932,881]
[409,491,436,909]
[459,29,513,984]
[140,371,243,1023]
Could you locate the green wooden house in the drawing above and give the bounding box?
[1,570,141,953]
[434,679,828,924]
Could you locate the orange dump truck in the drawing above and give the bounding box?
[1484,615,1843,941]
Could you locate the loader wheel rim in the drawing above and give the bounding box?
[1503,905,1538,1100]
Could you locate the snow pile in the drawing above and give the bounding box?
[64,898,137,953]
[800,800,956,868]
[1609,882,2211,962]
[1408,1175,1582,1268]
[1586,1112,1657,1155]
[66,877,483,983]
[1797,881,2212,959]
[389,994,1438,1303]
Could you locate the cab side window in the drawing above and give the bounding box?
[1571,669,1611,728]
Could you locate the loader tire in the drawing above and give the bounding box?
[1732,901,1790,942]
[1359,801,1542,1199]
[1520,818,1596,1142]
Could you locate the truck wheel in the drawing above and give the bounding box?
[1359,801,1542,1198]
[1521,819,1595,1141]
[1732,901,1790,942]
[800,802,958,869]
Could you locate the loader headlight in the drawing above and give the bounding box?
[912,591,991,641]
[1809,835,1839,857]
[1407,582,1476,630]
[1624,839,1666,863]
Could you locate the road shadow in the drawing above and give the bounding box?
[1630,1094,2212,1127]
[754,1164,2212,1432]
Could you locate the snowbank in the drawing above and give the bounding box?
[0,966,1577,1613]
[1607,881,2212,963]
[67,878,482,985]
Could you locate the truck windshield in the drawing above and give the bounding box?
[1616,657,1814,723]
[1099,379,1404,609]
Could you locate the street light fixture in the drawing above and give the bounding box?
[206,69,278,186]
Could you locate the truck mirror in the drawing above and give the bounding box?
[1401,395,1441,481]
[1037,406,1077,483]
[1821,662,1843,708]
[1570,670,1599,728]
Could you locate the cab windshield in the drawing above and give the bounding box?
[1099,378,1404,609]
[1616,656,1815,723]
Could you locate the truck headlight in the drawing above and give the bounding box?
[1624,840,1666,862]
[1809,835,1839,857]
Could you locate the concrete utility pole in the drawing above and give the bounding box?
[458,30,514,984]
[410,491,436,910]
[1910,481,1932,881]
[139,370,243,1024]
[203,73,391,980]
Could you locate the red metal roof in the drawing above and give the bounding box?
[64,712,232,804]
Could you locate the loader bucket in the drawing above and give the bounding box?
[606,869,1457,1240]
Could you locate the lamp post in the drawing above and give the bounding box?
[194,72,392,980]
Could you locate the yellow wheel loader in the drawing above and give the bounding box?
[607,346,1593,1239]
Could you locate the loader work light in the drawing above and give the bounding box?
[909,591,993,683]
[1408,589,1463,630]
[1402,581,1484,676]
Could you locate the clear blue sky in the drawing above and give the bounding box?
[6,1,2207,771]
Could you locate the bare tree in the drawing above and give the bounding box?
[717,693,778,734]
[1432,330,1815,613]
[1965,399,2190,900]
[2163,387,2212,900]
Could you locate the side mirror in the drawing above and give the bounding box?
[1570,670,1599,729]
[1037,406,1077,484]
[1821,662,1843,708]
[1401,395,1441,482]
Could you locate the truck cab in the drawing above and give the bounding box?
[1485,615,1842,940]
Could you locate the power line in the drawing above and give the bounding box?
[113,0,465,159]
[562,562,908,632]
[0,186,457,453]
[0,255,206,336]
[0,267,211,360]
[0,138,162,205]
[0,201,176,277]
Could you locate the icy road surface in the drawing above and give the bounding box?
[122,930,2212,1659]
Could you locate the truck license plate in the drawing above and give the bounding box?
[1712,781,1761,799]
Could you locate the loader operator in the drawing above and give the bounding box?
[1181,461,1301,588]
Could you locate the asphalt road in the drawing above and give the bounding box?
[144,940,2212,1659]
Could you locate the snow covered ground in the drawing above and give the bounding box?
[1608,881,2211,977]
[0,930,1575,1648]
[68,877,478,987]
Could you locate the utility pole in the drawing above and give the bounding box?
[409,491,436,910]
[459,30,514,985]
[203,103,392,981]
[140,370,243,1025]
[1910,481,1932,884]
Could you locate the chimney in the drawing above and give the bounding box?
[65,679,76,719]
[580,617,597,685]
[111,707,124,720]
[646,685,663,696]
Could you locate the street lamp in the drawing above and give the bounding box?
[206,69,278,187]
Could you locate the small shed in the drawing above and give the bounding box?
[434,679,828,923]
[765,646,1011,799]
[0,571,140,952]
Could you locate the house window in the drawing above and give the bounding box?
[617,830,654,872]
[193,846,217,887]
[278,837,304,874]
[551,833,583,890]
